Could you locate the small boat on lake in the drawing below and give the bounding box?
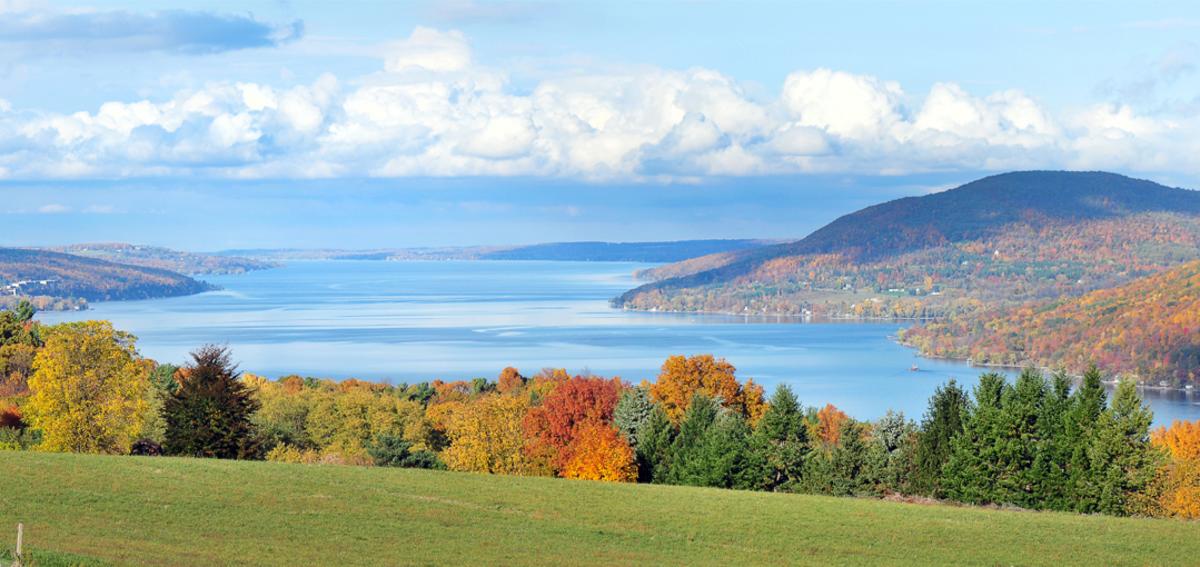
[910,364,919,372]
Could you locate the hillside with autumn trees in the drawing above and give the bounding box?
[0,248,214,310]
[616,171,1200,322]
[902,260,1200,385]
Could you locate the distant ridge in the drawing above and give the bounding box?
[616,171,1200,321]
[0,248,214,309]
[220,239,775,264]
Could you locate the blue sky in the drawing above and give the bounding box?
[3,1,1200,249]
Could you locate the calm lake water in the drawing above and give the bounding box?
[39,260,1200,426]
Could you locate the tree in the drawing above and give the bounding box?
[440,394,538,475]
[635,405,675,483]
[943,373,1008,504]
[26,321,150,454]
[651,355,757,423]
[1147,420,1200,518]
[665,394,751,489]
[613,386,654,450]
[745,385,808,491]
[368,434,444,469]
[497,366,525,394]
[1082,380,1158,515]
[913,379,968,496]
[560,422,637,482]
[522,375,623,473]
[1065,364,1107,508]
[810,404,849,447]
[163,345,260,459]
[871,410,916,493]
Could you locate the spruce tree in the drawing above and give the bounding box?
[613,387,654,450]
[745,385,808,491]
[944,373,1008,504]
[1083,380,1158,515]
[996,368,1047,507]
[163,345,260,459]
[913,379,969,496]
[1065,364,1107,509]
[635,405,675,483]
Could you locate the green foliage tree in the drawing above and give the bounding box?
[745,385,808,491]
[1082,380,1159,515]
[943,373,1009,504]
[913,379,968,495]
[665,394,751,489]
[1065,364,1107,508]
[163,345,261,459]
[634,405,674,483]
[613,386,654,450]
[368,434,445,469]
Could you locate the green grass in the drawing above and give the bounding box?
[1,452,1197,566]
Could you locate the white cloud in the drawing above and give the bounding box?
[37,203,69,213]
[383,27,472,73]
[1,27,1199,181]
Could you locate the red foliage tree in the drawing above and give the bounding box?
[523,375,624,472]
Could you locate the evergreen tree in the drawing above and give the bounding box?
[745,385,808,491]
[913,379,969,496]
[1065,364,1107,509]
[635,405,675,483]
[871,410,916,493]
[613,387,654,450]
[944,373,1008,504]
[995,368,1047,507]
[1034,370,1074,510]
[163,345,261,459]
[1082,380,1158,515]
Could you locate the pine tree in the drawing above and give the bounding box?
[1083,380,1158,515]
[745,385,809,491]
[635,405,675,483]
[996,368,1047,507]
[944,373,1008,504]
[913,379,969,496]
[613,386,654,450]
[1065,364,1107,509]
[163,345,261,459]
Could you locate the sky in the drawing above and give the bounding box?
[3,0,1200,249]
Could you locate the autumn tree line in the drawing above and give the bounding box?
[1,303,1198,519]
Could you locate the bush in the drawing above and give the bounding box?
[368,434,445,469]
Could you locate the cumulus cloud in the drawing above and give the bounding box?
[0,7,302,55]
[1,26,1199,181]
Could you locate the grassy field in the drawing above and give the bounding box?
[1,452,1198,566]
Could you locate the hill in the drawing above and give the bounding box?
[0,248,213,310]
[47,243,278,275]
[617,171,1200,319]
[2,452,1198,566]
[220,240,772,263]
[902,260,1200,385]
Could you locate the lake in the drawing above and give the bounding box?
[39,260,1200,426]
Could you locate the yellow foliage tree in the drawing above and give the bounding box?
[440,394,539,475]
[560,421,637,482]
[1149,420,1200,518]
[26,321,151,454]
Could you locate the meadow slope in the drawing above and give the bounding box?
[1,452,1198,566]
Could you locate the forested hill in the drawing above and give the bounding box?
[479,239,771,262]
[0,248,213,309]
[902,260,1200,385]
[48,243,277,275]
[616,171,1200,320]
[221,239,773,263]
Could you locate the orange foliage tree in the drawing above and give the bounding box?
[650,354,763,423]
[523,375,623,472]
[1149,420,1200,518]
[560,421,637,482]
[497,367,526,394]
[811,404,850,447]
